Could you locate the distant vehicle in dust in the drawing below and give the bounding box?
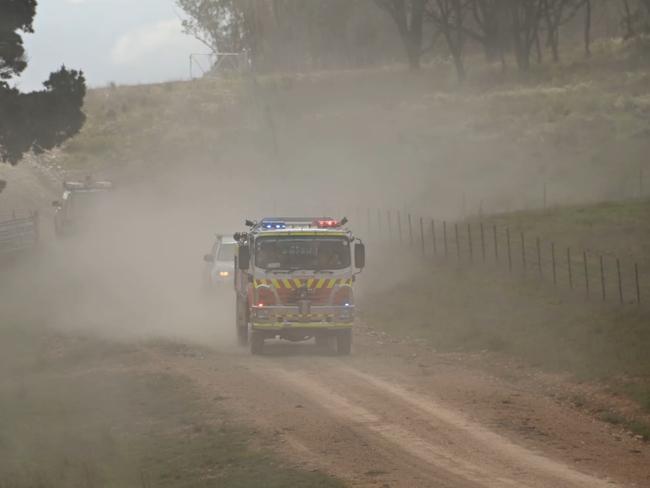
[52,178,113,237]
[233,217,365,355]
[203,235,237,289]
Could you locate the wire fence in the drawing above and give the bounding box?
[0,210,40,256]
[359,208,645,308]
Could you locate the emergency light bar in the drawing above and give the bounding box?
[63,180,113,191]
[260,219,287,230]
[314,219,340,228]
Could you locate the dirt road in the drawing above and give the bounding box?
[147,325,650,488]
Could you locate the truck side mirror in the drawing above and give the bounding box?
[203,254,214,263]
[354,243,365,269]
[238,245,250,270]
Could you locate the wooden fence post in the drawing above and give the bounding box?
[551,242,557,285]
[506,227,512,272]
[617,258,623,304]
[635,263,641,304]
[386,209,393,243]
[420,217,425,256]
[467,223,473,263]
[431,219,437,256]
[600,255,606,301]
[397,211,402,244]
[377,208,382,236]
[443,221,448,258]
[480,223,486,262]
[584,251,590,298]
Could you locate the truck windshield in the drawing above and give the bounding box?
[254,236,351,270]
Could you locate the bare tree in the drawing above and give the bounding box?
[466,0,507,64]
[584,0,592,57]
[509,0,545,72]
[541,0,587,63]
[426,0,467,82]
[374,0,427,70]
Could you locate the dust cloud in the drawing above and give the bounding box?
[2,68,648,350]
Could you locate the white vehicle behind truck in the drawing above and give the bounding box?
[203,235,237,289]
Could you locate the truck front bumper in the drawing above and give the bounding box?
[251,305,354,330]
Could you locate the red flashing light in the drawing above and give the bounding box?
[257,303,264,307]
[315,219,339,228]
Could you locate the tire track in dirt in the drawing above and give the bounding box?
[259,362,617,488]
[149,341,643,487]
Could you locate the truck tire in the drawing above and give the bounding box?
[315,335,330,348]
[250,330,264,355]
[236,295,248,346]
[336,329,352,356]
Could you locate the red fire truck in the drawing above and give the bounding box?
[233,217,365,355]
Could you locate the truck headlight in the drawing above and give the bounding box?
[219,271,230,277]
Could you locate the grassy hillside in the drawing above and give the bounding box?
[46,38,650,220]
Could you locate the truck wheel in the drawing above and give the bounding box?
[236,296,249,346]
[315,335,330,348]
[237,325,249,346]
[250,330,264,355]
[336,329,352,356]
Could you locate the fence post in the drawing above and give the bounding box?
[420,217,425,257]
[493,224,498,262]
[551,243,557,286]
[635,263,641,304]
[480,223,486,262]
[397,211,403,244]
[566,247,573,290]
[377,209,382,236]
[455,223,460,262]
[408,214,414,247]
[443,221,448,258]
[506,227,512,272]
[520,232,526,272]
[600,255,606,301]
[367,208,371,235]
[387,210,392,243]
[431,219,437,256]
[641,167,644,199]
[584,250,590,298]
[467,223,473,263]
[617,258,623,304]
[536,237,542,278]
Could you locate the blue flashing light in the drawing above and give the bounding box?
[261,220,286,230]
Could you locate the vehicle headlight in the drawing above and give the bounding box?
[219,271,230,277]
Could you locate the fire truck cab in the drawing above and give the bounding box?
[234,217,365,355]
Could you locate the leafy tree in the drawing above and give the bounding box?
[175,0,251,54]
[0,0,86,173]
